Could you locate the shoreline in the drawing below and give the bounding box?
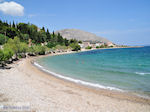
[31,50,150,103]
[32,46,150,100]
[1,47,150,111]
[33,61,150,100]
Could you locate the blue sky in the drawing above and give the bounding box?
[0,0,150,45]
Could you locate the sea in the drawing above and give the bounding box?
[35,46,150,98]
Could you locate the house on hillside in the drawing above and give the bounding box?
[106,42,115,47]
[83,41,91,47]
[79,41,91,48]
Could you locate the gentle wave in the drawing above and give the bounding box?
[34,62,123,92]
[135,72,150,76]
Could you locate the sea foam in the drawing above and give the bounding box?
[34,62,123,92]
[135,72,150,76]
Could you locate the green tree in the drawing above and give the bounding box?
[96,46,100,49]
[47,42,57,48]
[85,46,92,49]
[12,21,15,28]
[46,29,51,41]
[69,39,78,44]
[17,23,29,34]
[20,42,29,54]
[4,36,21,58]
[64,38,69,46]
[57,33,64,45]
[78,40,82,44]
[0,48,14,67]
[0,34,9,45]
[70,43,81,51]
[33,45,46,55]
[38,30,47,43]
[6,27,17,38]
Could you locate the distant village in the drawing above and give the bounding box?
[78,41,116,49]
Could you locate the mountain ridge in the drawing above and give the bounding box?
[55,29,112,43]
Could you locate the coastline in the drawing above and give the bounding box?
[0,48,150,111]
[32,49,150,101]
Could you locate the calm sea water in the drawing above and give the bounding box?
[35,46,150,97]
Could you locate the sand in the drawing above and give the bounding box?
[0,55,150,112]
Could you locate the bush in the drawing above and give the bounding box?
[55,45,67,50]
[4,37,29,58]
[78,40,82,44]
[47,42,57,48]
[0,48,14,67]
[70,43,81,51]
[85,46,92,49]
[19,42,29,53]
[0,34,9,45]
[30,45,47,55]
[96,46,100,49]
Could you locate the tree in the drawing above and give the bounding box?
[78,40,82,44]
[20,33,29,42]
[0,34,9,45]
[42,27,45,32]
[47,42,57,48]
[0,50,4,66]
[17,23,29,34]
[69,39,78,44]
[3,48,14,61]
[0,48,14,67]
[20,42,29,54]
[12,21,15,28]
[85,46,92,49]
[4,36,21,58]
[55,45,67,50]
[57,33,64,45]
[70,43,81,51]
[46,29,51,41]
[64,38,69,46]
[38,30,47,43]
[96,46,100,49]
[6,27,17,39]
[32,45,46,55]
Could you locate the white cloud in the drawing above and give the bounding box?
[0,1,24,16]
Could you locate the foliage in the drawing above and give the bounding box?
[55,45,67,50]
[85,46,92,49]
[29,45,48,55]
[96,46,100,48]
[4,36,28,58]
[0,19,82,67]
[0,48,14,67]
[70,43,81,51]
[47,42,57,48]
[78,40,82,44]
[0,19,81,51]
[99,44,108,48]
[0,34,9,45]
[19,42,29,53]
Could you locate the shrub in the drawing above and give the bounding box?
[70,43,81,51]
[0,48,14,67]
[85,46,92,49]
[96,46,100,49]
[0,34,9,45]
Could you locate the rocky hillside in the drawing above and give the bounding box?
[55,29,112,43]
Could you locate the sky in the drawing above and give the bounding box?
[0,0,150,45]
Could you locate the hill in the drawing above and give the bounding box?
[56,29,112,43]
